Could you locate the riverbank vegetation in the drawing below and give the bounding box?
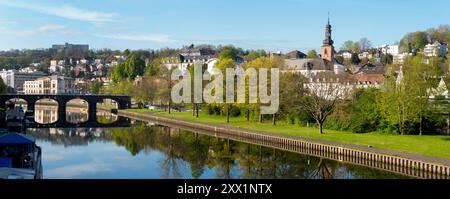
[127,109,450,160]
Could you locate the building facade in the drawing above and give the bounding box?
[51,43,89,54]
[424,41,448,57]
[379,45,400,56]
[0,69,48,93]
[23,75,77,94]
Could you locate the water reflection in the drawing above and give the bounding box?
[27,120,412,179]
[35,106,58,124]
[34,106,116,125]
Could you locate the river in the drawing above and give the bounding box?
[25,106,413,179]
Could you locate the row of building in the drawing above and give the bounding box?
[337,41,447,64]
[0,69,79,94]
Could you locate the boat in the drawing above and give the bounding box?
[5,102,25,133]
[0,133,43,179]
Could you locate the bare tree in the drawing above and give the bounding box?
[358,37,372,52]
[301,73,352,134]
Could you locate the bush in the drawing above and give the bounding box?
[206,105,221,115]
[229,106,241,117]
[286,114,296,125]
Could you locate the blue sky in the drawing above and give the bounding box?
[0,0,448,52]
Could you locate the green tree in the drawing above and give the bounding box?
[340,40,355,51]
[335,56,344,64]
[90,80,103,94]
[214,58,236,123]
[350,53,361,65]
[412,31,429,51]
[381,54,393,65]
[376,57,435,135]
[307,50,318,58]
[244,50,266,62]
[112,63,126,83]
[124,54,145,79]
[146,59,161,76]
[219,49,238,61]
[123,49,131,56]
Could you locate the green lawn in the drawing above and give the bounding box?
[127,109,450,160]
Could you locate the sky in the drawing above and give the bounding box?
[0,0,449,52]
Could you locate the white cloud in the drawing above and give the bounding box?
[100,34,175,43]
[0,24,69,36]
[45,162,114,179]
[37,24,68,32]
[0,1,117,24]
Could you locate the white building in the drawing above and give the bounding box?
[49,60,66,74]
[0,69,15,91]
[19,67,38,73]
[24,75,77,94]
[393,52,412,64]
[358,51,372,59]
[284,58,346,78]
[0,69,47,93]
[379,45,400,56]
[424,41,448,57]
[337,51,352,59]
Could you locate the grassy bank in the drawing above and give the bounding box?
[127,109,450,160]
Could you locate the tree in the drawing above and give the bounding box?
[133,77,158,105]
[124,54,145,79]
[412,31,429,51]
[123,49,131,56]
[376,56,435,135]
[406,56,438,135]
[244,50,266,62]
[358,38,372,52]
[335,56,344,64]
[340,41,355,51]
[112,63,126,83]
[279,72,306,122]
[214,58,236,123]
[245,57,284,124]
[301,74,350,134]
[219,49,238,61]
[90,80,103,94]
[307,50,318,58]
[146,59,161,76]
[381,54,393,65]
[350,53,361,65]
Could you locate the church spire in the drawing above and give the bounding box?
[321,13,335,63]
[327,12,330,25]
[323,13,333,45]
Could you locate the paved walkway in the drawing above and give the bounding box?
[121,110,450,167]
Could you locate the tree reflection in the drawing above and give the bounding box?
[28,121,414,179]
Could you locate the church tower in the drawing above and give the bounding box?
[321,15,335,63]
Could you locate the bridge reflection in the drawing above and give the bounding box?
[27,106,131,129]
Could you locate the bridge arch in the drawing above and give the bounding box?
[3,98,28,110]
[65,98,89,124]
[34,98,59,124]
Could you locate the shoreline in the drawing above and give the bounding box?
[117,109,450,178]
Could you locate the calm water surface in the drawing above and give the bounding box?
[25,107,412,179]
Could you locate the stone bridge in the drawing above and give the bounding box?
[0,94,131,112]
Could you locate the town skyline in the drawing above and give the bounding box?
[0,0,449,52]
